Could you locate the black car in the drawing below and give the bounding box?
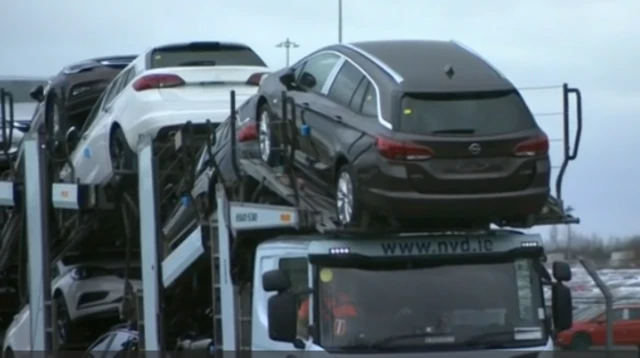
[11,55,136,173]
[162,95,261,244]
[255,40,550,228]
[28,55,137,137]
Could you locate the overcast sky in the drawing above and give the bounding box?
[1,0,638,237]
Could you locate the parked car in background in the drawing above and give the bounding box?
[3,256,141,350]
[60,41,269,187]
[555,303,640,350]
[256,40,550,228]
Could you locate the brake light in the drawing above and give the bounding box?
[132,74,185,91]
[513,135,549,157]
[376,137,433,161]
[237,121,258,142]
[246,72,268,86]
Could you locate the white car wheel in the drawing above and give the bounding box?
[336,171,354,225]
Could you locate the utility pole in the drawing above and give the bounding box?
[338,0,343,43]
[275,38,300,67]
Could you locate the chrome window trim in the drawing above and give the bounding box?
[342,43,404,83]
[295,49,392,129]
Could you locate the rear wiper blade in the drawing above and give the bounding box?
[431,128,476,134]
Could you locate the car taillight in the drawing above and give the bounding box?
[246,72,268,86]
[376,137,433,161]
[513,135,549,157]
[132,74,185,91]
[237,121,258,142]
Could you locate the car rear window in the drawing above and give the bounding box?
[150,43,266,69]
[398,90,536,136]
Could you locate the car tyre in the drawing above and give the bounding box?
[257,104,281,167]
[55,294,72,346]
[570,332,591,351]
[109,126,134,172]
[335,164,365,227]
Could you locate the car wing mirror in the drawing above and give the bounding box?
[30,85,45,103]
[279,69,297,91]
[298,72,316,90]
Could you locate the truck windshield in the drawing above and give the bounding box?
[314,258,547,352]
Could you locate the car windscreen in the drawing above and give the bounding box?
[314,258,547,352]
[398,90,536,136]
[150,43,266,69]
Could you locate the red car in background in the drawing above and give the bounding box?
[556,304,640,350]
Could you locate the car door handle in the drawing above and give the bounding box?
[301,102,310,108]
[334,115,343,122]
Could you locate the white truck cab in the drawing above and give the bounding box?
[234,231,572,356]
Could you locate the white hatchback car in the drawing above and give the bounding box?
[2,258,141,350]
[59,41,269,184]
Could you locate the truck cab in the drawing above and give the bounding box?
[250,231,572,355]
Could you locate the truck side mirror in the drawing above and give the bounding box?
[552,261,571,282]
[551,283,573,331]
[30,85,45,103]
[267,292,297,343]
[65,126,80,151]
[262,269,291,292]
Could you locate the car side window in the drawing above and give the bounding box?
[327,62,365,108]
[122,67,138,85]
[629,308,640,320]
[292,61,306,82]
[81,92,107,133]
[85,333,114,358]
[360,83,378,117]
[102,77,124,106]
[349,78,370,113]
[298,53,341,94]
[612,308,625,321]
[279,257,309,336]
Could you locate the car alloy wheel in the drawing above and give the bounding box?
[259,110,271,163]
[336,171,354,224]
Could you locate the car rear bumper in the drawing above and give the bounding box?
[360,185,549,221]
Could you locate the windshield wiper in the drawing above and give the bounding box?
[370,332,454,349]
[431,128,476,135]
